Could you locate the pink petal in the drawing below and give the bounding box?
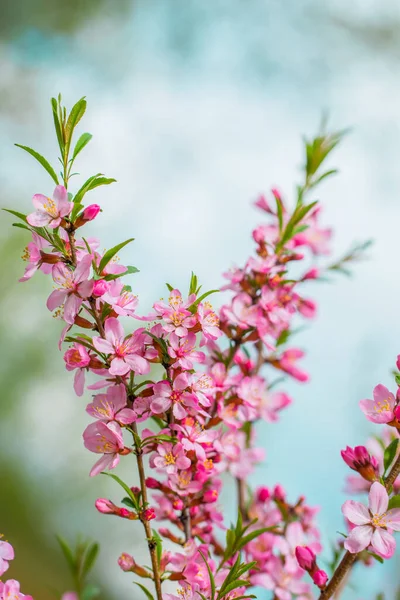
[47,289,67,311]
[53,184,68,205]
[109,357,130,376]
[77,279,94,298]
[48,217,61,229]
[90,453,116,477]
[74,370,85,396]
[344,525,373,553]
[342,500,370,525]
[19,263,39,282]
[92,337,114,354]
[104,317,124,345]
[74,254,93,283]
[373,384,396,408]
[64,294,83,325]
[150,397,171,414]
[27,210,52,227]
[117,408,137,424]
[386,508,400,531]
[371,528,396,558]
[359,399,392,424]
[369,482,388,515]
[124,354,150,375]
[32,193,48,210]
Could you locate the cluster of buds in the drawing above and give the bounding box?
[295,546,329,589]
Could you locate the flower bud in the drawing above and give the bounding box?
[95,498,116,514]
[92,279,108,297]
[312,569,328,588]
[172,499,184,511]
[118,553,135,572]
[142,508,156,521]
[145,477,160,489]
[341,445,379,482]
[256,486,270,502]
[203,489,218,503]
[295,546,316,571]
[273,484,286,502]
[75,204,101,227]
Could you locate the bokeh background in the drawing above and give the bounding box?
[1,1,400,598]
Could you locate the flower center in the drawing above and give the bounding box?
[43,197,58,217]
[371,512,387,528]
[164,452,176,465]
[374,399,391,413]
[171,310,185,327]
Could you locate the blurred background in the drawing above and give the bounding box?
[1,0,400,598]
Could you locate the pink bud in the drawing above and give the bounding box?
[312,569,328,588]
[256,486,270,502]
[95,498,116,514]
[145,477,160,489]
[142,508,156,521]
[118,553,135,572]
[395,405,400,421]
[92,279,108,297]
[172,499,184,511]
[203,490,218,503]
[83,204,101,222]
[119,508,131,518]
[273,484,286,502]
[302,267,319,281]
[295,546,316,571]
[130,486,141,495]
[397,355,400,371]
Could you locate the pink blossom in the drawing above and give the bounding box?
[92,318,149,376]
[102,281,138,316]
[64,343,91,396]
[251,556,310,598]
[27,185,73,229]
[61,593,79,600]
[47,255,94,324]
[341,445,380,482]
[86,384,137,424]
[197,302,222,342]
[151,442,191,474]
[19,232,54,282]
[359,384,397,424]
[150,374,195,420]
[278,348,309,382]
[83,421,126,476]
[168,332,205,370]
[342,482,400,558]
[0,580,33,600]
[0,541,14,576]
[176,422,218,461]
[153,289,196,337]
[118,553,135,571]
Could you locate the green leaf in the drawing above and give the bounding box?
[56,535,76,574]
[384,439,399,474]
[3,208,28,222]
[12,222,30,231]
[236,527,278,552]
[198,550,216,600]
[72,132,92,161]
[368,552,384,564]
[133,582,155,600]
[152,529,163,565]
[15,144,59,185]
[51,97,64,153]
[81,542,99,578]
[98,238,135,274]
[188,289,219,313]
[121,497,137,509]
[65,97,87,154]
[81,584,100,600]
[73,173,116,206]
[388,494,400,509]
[100,472,139,510]
[104,265,140,281]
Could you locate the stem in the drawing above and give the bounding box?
[180,505,192,542]
[132,423,163,600]
[318,452,400,599]
[237,478,248,520]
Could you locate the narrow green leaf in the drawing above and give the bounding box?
[133,582,155,600]
[3,208,28,222]
[152,529,163,565]
[104,265,140,281]
[51,97,65,153]
[98,238,135,274]
[72,132,92,160]
[199,551,216,600]
[384,439,399,474]
[100,472,139,509]
[81,542,99,578]
[15,144,59,185]
[56,535,76,575]
[81,584,100,600]
[65,97,87,154]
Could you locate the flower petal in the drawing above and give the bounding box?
[104,317,124,345]
[371,528,396,559]
[344,525,373,554]
[92,337,114,354]
[27,210,52,227]
[342,500,370,525]
[109,357,130,376]
[47,289,67,311]
[369,481,388,515]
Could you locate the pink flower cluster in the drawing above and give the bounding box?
[0,538,32,599]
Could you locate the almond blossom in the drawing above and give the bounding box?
[27,185,73,229]
[0,541,14,576]
[83,421,127,476]
[359,384,398,424]
[342,482,400,558]
[47,255,94,324]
